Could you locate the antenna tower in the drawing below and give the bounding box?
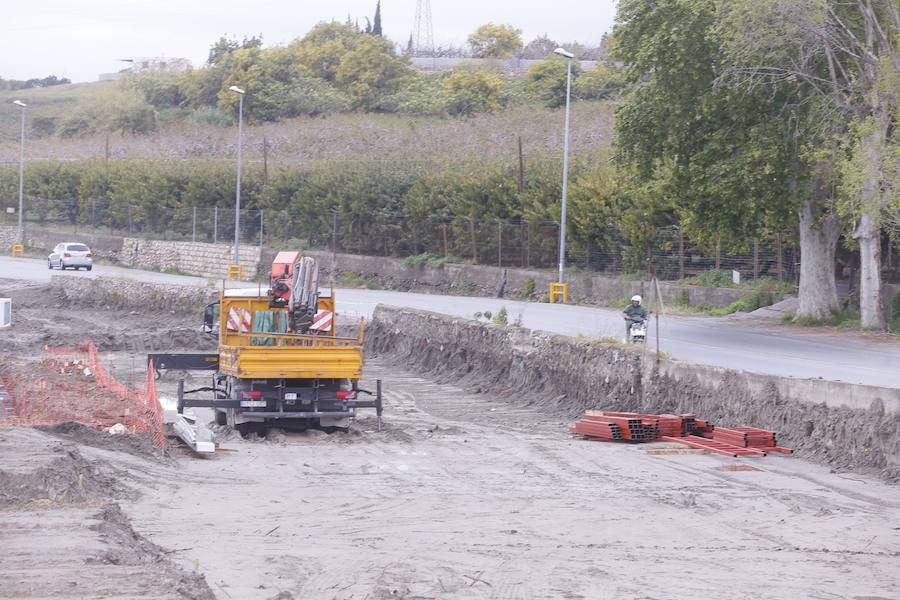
[412,0,434,56]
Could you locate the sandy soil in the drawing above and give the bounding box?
[113,358,900,600]
[0,427,214,600]
[2,279,899,599]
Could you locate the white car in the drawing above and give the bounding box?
[48,242,93,271]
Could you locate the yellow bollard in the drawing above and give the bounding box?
[11,244,24,257]
[226,264,243,281]
[549,282,569,304]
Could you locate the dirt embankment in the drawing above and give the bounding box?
[0,427,215,599]
[366,306,900,482]
[0,278,215,354]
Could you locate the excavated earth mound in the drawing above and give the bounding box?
[366,306,900,482]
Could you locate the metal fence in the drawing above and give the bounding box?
[0,195,808,283]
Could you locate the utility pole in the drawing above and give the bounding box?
[229,86,245,269]
[331,209,338,288]
[13,100,27,244]
[554,48,574,285]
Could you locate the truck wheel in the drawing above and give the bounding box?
[236,422,267,439]
[215,410,227,426]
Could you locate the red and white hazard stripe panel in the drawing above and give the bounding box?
[227,307,252,332]
[310,310,333,332]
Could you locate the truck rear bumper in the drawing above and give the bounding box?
[230,410,358,419]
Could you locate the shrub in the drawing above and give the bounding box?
[31,116,57,138]
[673,289,691,307]
[190,106,232,126]
[443,68,502,116]
[683,269,735,288]
[890,292,900,332]
[522,277,536,297]
[492,306,509,325]
[58,115,96,138]
[574,65,628,100]
[527,55,582,108]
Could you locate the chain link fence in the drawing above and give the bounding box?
[0,195,818,284]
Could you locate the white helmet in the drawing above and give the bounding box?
[631,295,642,303]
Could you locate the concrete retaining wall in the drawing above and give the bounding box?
[303,249,748,308]
[367,306,900,481]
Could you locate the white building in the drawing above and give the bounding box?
[99,57,192,81]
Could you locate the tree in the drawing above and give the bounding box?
[574,65,627,100]
[467,23,523,59]
[335,35,410,110]
[207,35,262,66]
[291,22,364,81]
[521,35,559,59]
[614,0,832,313]
[527,55,581,108]
[372,1,383,36]
[442,69,502,115]
[721,0,900,328]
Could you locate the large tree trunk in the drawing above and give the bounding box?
[855,210,884,328]
[796,198,841,320]
[854,118,887,330]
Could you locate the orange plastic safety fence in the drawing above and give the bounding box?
[0,340,166,448]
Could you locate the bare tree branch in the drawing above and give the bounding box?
[827,5,880,63]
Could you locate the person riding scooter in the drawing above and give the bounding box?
[623,295,649,342]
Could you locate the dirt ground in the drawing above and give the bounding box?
[2,279,900,599]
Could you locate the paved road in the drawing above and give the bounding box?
[2,256,898,387]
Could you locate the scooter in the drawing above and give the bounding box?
[628,316,648,343]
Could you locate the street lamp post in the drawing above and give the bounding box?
[13,100,26,244]
[553,48,574,284]
[229,86,245,269]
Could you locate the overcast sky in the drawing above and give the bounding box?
[0,0,617,83]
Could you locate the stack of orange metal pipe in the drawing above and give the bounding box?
[571,411,791,458]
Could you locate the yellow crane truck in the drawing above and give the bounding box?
[150,252,382,437]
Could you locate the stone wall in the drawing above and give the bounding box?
[0,225,259,279]
[116,238,259,279]
[367,306,900,481]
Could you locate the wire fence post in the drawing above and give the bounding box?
[192,206,197,242]
[678,228,685,280]
[715,234,721,270]
[497,220,502,268]
[777,233,784,282]
[753,238,759,281]
[213,207,218,243]
[259,209,264,250]
[469,218,478,263]
[441,223,449,257]
[525,222,531,269]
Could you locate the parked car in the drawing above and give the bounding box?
[48,242,93,270]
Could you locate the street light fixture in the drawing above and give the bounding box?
[13,100,26,245]
[229,86,245,270]
[552,48,573,285]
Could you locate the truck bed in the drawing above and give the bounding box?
[218,343,363,380]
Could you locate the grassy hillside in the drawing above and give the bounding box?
[0,82,117,138]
